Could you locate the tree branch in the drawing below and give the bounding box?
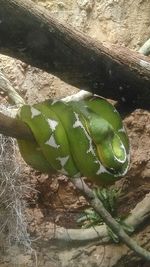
[0,112,34,141]
[0,0,150,110]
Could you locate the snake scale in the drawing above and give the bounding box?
[17,95,130,185]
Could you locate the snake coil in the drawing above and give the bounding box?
[17,96,130,185]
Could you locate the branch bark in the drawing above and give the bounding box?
[0,0,150,110]
[0,112,34,141]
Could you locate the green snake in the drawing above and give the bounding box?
[17,95,130,185]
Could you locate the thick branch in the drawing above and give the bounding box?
[0,112,34,141]
[0,0,150,110]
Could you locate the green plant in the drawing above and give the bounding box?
[77,188,134,242]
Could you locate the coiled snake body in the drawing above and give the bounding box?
[17,96,130,185]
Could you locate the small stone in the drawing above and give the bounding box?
[57,2,66,9]
[77,0,94,12]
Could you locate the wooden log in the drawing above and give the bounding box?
[0,0,150,110]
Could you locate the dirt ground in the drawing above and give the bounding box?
[0,0,150,266]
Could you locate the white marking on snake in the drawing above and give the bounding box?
[51,100,58,105]
[73,112,95,156]
[31,107,41,118]
[113,143,126,163]
[73,172,81,178]
[57,156,69,167]
[118,127,125,133]
[45,135,60,148]
[116,158,129,177]
[47,119,58,132]
[95,160,110,175]
[59,168,68,175]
